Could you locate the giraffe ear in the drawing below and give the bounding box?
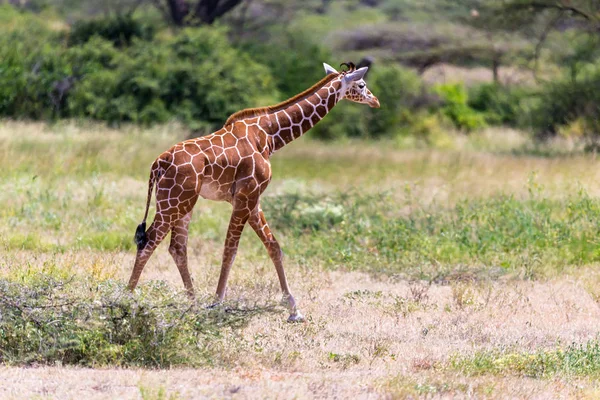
[343,66,369,83]
[323,62,338,75]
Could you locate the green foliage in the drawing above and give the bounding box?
[68,27,277,127]
[262,186,600,279]
[311,64,426,139]
[435,83,486,131]
[529,66,600,139]
[0,8,277,127]
[244,28,332,100]
[0,277,268,367]
[68,14,155,47]
[468,83,528,126]
[366,64,423,137]
[262,193,345,231]
[451,341,600,378]
[0,6,70,119]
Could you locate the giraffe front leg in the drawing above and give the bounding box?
[214,196,254,305]
[249,205,304,323]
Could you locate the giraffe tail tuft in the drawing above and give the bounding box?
[134,158,159,251]
[134,222,147,250]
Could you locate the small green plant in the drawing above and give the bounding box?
[328,352,361,369]
[139,384,180,400]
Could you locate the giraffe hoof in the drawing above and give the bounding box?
[287,311,305,323]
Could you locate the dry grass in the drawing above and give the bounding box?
[1,264,600,398]
[3,121,600,398]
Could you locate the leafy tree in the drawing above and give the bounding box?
[339,22,529,83]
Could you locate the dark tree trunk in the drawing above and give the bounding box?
[492,57,500,84]
[160,0,243,26]
[194,0,243,24]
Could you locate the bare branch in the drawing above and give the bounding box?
[504,1,598,22]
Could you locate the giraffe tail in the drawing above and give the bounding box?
[134,222,147,250]
[134,159,159,250]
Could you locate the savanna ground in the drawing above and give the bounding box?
[2,122,600,399]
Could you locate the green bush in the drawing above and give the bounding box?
[243,28,333,100]
[0,34,70,119]
[529,66,600,139]
[0,10,278,128]
[0,6,71,119]
[68,27,278,127]
[366,64,424,137]
[435,83,486,131]
[68,14,155,47]
[468,83,528,126]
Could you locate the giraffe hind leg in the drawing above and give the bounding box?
[168,211,195,298]
[127,217,170,291]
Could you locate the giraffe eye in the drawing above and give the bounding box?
[358,83,365,89]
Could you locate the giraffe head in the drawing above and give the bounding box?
[323,62,380,108]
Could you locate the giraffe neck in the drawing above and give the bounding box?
[260,78,343,153]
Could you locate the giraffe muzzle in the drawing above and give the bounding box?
[368,97,380,108]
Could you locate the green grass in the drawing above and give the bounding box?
[262,187,600,280]
[2,122,600,280]
[450,341,600,378]
[8,184,600,279]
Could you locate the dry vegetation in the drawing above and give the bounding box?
[2,121,600,399]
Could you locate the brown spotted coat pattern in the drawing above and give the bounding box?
[127,64,379,321]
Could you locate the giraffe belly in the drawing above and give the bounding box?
[199,181,232,202]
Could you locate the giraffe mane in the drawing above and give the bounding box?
[224,73,340,126]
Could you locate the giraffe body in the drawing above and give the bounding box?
[128,62,379,322]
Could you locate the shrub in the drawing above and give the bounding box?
[68,27,278,127]
[468,83,528,126]
[68,14,155,47]
[243,28,333,100]
[0,277,265,367]
[0,6,71,119]
[434,83,486,131]
[0,34,70,119]
[529,65,600,139]
[0,12,277,127]
[365,64,425,137]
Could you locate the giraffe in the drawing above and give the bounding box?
[127,62,379,322]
